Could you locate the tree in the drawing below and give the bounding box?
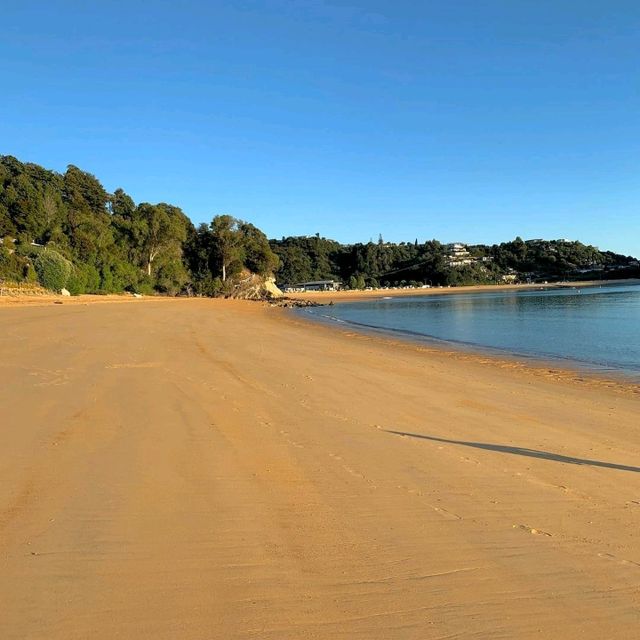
[210,215,243,282]
[239,222,279,276]
[2,154,638,295]
[132,203,187,277]
[109,188,136,218]
[63,165,108,215]
[272,243,313,284]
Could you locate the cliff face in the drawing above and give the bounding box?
[226,271,283,300]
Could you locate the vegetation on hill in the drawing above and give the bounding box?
[270,235,639,288]
[1,155,637,294]
[0,156,277,295]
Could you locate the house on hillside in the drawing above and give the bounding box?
[445,243,475,267]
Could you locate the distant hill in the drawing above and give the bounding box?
[269,236,639,289]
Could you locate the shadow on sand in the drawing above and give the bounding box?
[384,430,640,474]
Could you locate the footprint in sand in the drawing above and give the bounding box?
[597,553,640,567]
[279,430,304,448]
[28,368,71,387]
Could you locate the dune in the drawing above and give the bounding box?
[1,298,639,639]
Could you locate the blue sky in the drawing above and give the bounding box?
[2,1,639,256]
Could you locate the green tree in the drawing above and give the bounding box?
[210,215,243,282]
[239,222,279,276]
[132,203,187,278]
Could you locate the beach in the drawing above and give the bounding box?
[291,279,640,304]
[1,297,639,639]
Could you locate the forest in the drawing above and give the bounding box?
[270,235,639,288]
[0,155,277,295]
[1,155,637,294]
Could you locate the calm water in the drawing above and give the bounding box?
[303,284,640,378]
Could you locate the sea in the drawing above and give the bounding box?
[300,283,640,380]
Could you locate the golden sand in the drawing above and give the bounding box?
[1,298,639,639]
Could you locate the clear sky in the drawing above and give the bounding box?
[2,1,639,256]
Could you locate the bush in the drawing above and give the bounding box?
[33,249,72,291]
[110,261,138,292]
[100,267,114,292]
[126,274,156,296]
[67,265,89,295]
[154,261,188,295]
[0,245,27,281]
[85,265,101,292]
[25,263,38,282]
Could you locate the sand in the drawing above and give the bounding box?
[291,279,640,304]
[1,297,639,639]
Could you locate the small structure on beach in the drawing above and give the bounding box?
[281,280,341,293]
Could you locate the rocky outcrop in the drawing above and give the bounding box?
[226,271,283,300]
[268,297,323,308]
[0,281,51,297]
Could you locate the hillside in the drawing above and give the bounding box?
[270,236,639,288]
[0,155,277,295]
[1,154,637,295]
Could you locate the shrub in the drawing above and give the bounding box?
[154,261,188,295]
[110,261,138,292]
[100,267,114,293]
[0,245,26,281]
[126,274,156,296]
[67,265,88,295]
[33,249,73,291]
[85,265,101,292]
[25,263,38,282]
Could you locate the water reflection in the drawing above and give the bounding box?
[315,284,640,376]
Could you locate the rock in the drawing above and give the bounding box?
[60,288,71,296]
[133,293,143,298]
[268,297,323,308]
[264,276,283,298]
[226,270,284,301]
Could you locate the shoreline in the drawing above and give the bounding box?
[288,282,640,390]
[279,302,639,396]
[291,278,640,303]
[293,306,640,389]
[1,277,637,310]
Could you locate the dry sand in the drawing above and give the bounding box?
[1,297,639,639]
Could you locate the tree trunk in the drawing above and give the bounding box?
[222,262,226,282]
[147,260,152,277]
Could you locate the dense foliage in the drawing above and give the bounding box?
[271,235,639,288]
[0,156,277,294]
[1,155,637,294]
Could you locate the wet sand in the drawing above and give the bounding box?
[1,298,639,639]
